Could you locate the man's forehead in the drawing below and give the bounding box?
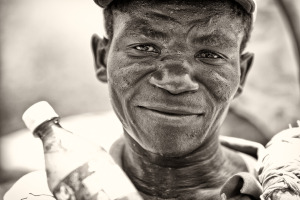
[113,10,241,49]
[112,0,242,28]
[118,11,239,34]
[117,4,215,27]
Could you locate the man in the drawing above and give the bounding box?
[91,0,260,199]
[5,0,269,199]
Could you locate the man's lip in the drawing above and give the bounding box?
[137,106,203,116]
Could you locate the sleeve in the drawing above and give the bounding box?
[4,170,55,200]
[220,172,263,200]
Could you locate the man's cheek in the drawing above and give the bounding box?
[108,59,157,90]
[109,67,132,91]
[108,85,125,119]
[200,69,239,102]
[211,79,238,102]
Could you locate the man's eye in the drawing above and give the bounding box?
[134,44,158,53]
[197,51,222,59]
[195,50,227,65]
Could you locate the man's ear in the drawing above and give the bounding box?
[235,52,254,97]
[91,34,110,83]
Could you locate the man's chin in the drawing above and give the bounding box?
[139,131,207,157]
[124,109,211,157]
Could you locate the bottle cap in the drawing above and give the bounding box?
[22,101,59,132]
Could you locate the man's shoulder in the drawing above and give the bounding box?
[220,135,264,159]
[220,135,265,176]
[3,170,55,200]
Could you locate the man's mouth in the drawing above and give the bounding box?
[137,106,204,117]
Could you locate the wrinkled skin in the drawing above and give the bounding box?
[92,0,254,199]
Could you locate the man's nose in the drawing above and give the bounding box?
[149,61,199,95]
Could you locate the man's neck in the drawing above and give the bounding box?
[121,132,248,199]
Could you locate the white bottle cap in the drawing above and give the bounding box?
[22,101,59,132]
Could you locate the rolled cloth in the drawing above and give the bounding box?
[257,122,300,200]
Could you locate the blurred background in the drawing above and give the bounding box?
[0,0,299,198]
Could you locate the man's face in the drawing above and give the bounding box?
[104,0,246,156]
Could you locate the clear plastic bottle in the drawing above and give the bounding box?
[22,101,143,200]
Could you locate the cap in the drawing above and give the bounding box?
[22,101,59,133]
[93,0,257,20]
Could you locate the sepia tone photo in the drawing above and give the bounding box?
[1,0,300,199]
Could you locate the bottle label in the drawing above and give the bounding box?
[52,154,140,200]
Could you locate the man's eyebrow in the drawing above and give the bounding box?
[187,16,214,27]
[146,11,180,23]
[123,19,169,41]
[191,33,238,49]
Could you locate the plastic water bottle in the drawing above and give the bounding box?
[22,101,143,200]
